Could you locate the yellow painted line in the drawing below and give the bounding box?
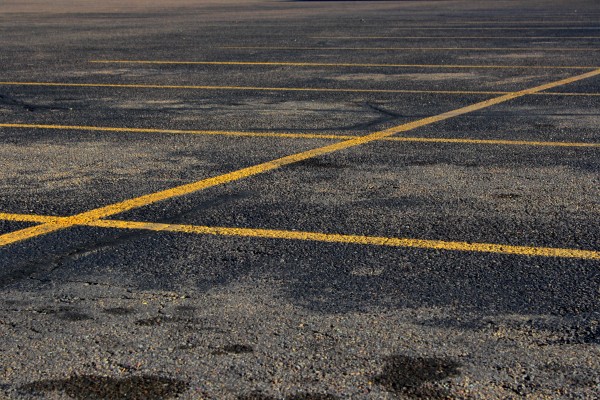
[0,123,348,141]
[0,81,508,96]
[1,67,600,247]
[89,59,597,70]
[386,137,600,148]
[204,25,600,30]
[449,21,600,26]
[0,212,597,259]
[541,92,600,97]
[86,220,600,260]
[2,123,599,148]
[375,27,600,31]
[311,36,600,39]
[228,25,600,30]
[223,45,599,52]
[0,213,63,224]
[0,81,598,97]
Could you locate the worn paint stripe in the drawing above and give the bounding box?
[88,60,597,70]
[0,81,509,95]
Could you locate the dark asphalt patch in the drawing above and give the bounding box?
[103,306,137,316]
[19,375,189,400]
[373,355,461,399]
[238,393,338,400]
[213,344,255,355]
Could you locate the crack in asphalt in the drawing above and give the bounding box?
[0,92,72,112]
[0,192,253,288]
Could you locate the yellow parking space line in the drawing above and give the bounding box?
[223,45,599,52]
[310,36,600,39]
[0,81,598,97]
[89,60,597,70]
[1,67,599,247]
[0,212,596,259]
[457,20,598,25]
[541,92,600,96]
[85,219,600,260]
[387,137,600,147]
[0,212,64,224]
[331,27,600,31]
[2,123,599,148]
[0,81,509,95]
[0,123,349,141]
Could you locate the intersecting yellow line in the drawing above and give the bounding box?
[0,213,598,259]
[1,68,600,247]
[89,59,597,70]
[1,123,599,148]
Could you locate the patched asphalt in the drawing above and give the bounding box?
[1,0,599,399]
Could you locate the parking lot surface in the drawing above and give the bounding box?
[1,0,599,398]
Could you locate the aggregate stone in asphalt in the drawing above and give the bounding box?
[1,0,599,399]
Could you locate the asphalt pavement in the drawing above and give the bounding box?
[0,0,599,399]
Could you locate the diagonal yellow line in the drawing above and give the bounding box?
[1,123,599,148]
[1,68,600,247]
[0,213,597,259]
[89,59,597,70]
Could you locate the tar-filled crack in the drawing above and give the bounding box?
[1,192,254,287]
[0,93,36,112]
[364,102,404,119]
[0,93,72,112]
[334,102,407,132]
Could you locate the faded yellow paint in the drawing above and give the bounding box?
[0,81,509,95]
[89,59,597,70]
